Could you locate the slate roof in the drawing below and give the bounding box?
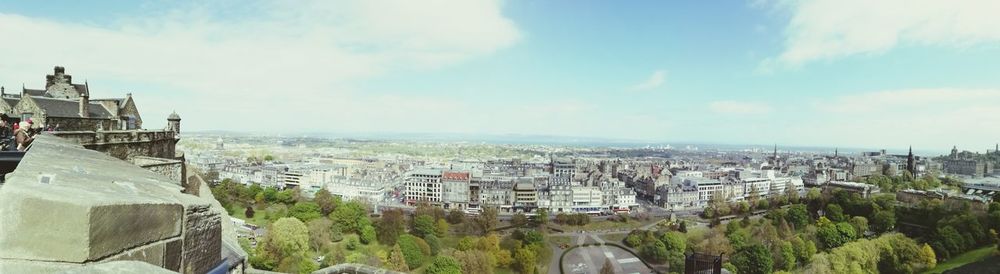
[22,88,45,97]
[2,97,19,107]
[72,84,89,97]
[31,97,114,119]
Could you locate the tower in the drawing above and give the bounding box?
[907,146,916,175]
[167,111,181,135]
[951,146,959,159]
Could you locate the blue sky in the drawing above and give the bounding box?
[1,0,1000,151]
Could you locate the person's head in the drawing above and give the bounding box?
[18,121,29,130]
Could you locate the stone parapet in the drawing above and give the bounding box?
[0,135,227,273]
[51,130,178,160]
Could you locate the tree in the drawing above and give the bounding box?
[678,221,688,233]
[330,224,344,242]
[413,215,437,238]
[641,240,669,263]
[825,204,845,222]
[436,218,450,237]
[398,234,430,269]
[737,201,751,214]
[289,202,322,222]
[786,204,810,229]
[424,234,442,255]
[254,218,309,271]
[512,212,528,227]
[731,244,773,274]
[921,243,937,269]
[458,236,477,251]
[777,240,796,271]
[600,258,615,274]
[359,224,376,244]
[331,201,367,233]
[872,210,896,233]
[474,207,500,235]
[660,231,686,269]
[447,208,466,224]
[849,216,869,236]
[377,209,406,245]
[313,189,339,216]
[306,218,333,252]
[426,256,463,274]
[345,237,359,250]
[537,208,549,227]
[514,247,538,274]
[449,249,494,274]
[245,206,256,218]
[387,244,409,272]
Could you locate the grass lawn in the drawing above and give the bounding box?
[601,233,627,243]
[550,236,574,247]
[922,245,997,274]
[555,220,643,232]
[232,205,270,227]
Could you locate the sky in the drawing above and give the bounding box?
[1,0,1000,151]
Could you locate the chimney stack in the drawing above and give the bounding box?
[79,94,90,118]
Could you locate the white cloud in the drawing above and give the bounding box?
[795,88,1000,150]
[708,101,773,115]
[764,0,1000,67]
[632,70,667,91]
[0,0,521,131]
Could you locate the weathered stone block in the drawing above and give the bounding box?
[181,204,222,274]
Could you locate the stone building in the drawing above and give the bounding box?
[2,66,142,131]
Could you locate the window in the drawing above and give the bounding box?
[21,113,32,121]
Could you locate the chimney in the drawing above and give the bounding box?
[79,94,90,118]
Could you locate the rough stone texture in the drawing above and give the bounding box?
[0,136,187,263]
[181,204,222,274]
[132,156,185,184]
[57,260,178,274]
[0,135,231,273]
[193,172,249,272]
[312,263,408,274]
[52,130,178,160]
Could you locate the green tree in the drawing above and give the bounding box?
[660,231,686,268]
[387,244,409,272]
[289,201,322,222]
[786,204,810,229]
[359,224,376,244]
[514,247,538,274]
[377,209,406,245]
[424,234,442,255]
[313,189,339,216]
[731,244,773,274]
[512,212,529,227]
[474,207,500,235]
[448,249,494,274]
[825,204,845,222]
[537,208,549,227]
[254,218,309,271]
[398,234,430,269]
[245,206,256,219]
[641,240,669,263]
[777,240,796,271]
[849,216,869,236]
[872,210,896,233]
[436,218,450,237]
[447,208,466,224]
[426,256,463,274]
[457,236,477,251]
[413,215,437,238]
[331,200,367,233]
[306,218,333,252]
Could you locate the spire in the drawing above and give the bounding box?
[908,146,913,155]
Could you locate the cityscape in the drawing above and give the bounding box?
[2,1,1000,274]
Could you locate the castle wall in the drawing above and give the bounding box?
[52,130,177,160]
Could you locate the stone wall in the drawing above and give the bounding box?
[133,156,185,184]
[0,136,228,273]
[52,130,177,160]
[45,117,117,131]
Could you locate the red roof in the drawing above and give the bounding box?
[442,171,470,181]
